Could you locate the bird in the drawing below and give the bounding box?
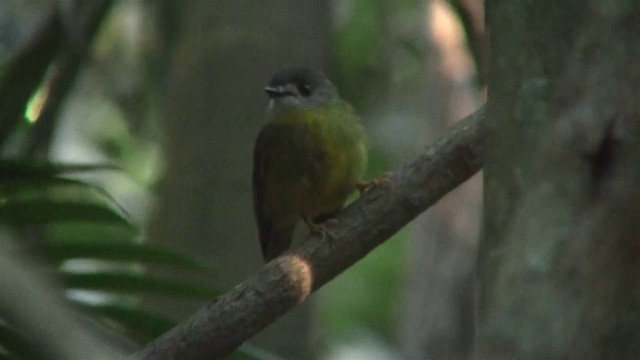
[252,66,368,262]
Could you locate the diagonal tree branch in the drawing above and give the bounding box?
[133,106,485,360]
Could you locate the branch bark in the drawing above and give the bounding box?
[133,106,485,360]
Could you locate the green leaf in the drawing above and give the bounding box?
[36,240,208,270]
[0,178,132,227]
[75,303,175,340]
[0,12,62,144]
[48,223,136,244]
[61,271,218,298]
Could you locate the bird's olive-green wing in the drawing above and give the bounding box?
[252,124,276,258]
[253,121,324,259]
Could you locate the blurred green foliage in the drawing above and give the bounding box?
[319,230,407,349]
[0,3,235,355]
[0,159,275,360]
[0,161,218,354]
[0,0,438,358]
[333,0,386,108]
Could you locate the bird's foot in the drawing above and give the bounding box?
[356,173,392,194]
[304,216,338,245]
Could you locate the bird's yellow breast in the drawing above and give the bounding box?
[264,100,367,220]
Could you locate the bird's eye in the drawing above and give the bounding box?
[299,84,312,97]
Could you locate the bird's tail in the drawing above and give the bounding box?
[259,223,294,262]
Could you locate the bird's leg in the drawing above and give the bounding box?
[302,214,337,243]
[356,172,392,194]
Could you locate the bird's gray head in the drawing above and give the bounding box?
[264,66,338,115]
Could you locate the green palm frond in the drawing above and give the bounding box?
[0,159,221,358]
[61,271,217,298]
[0,177,132,227]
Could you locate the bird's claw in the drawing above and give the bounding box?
[304,216,338,246]
[356,173,392,194]
[309,221,337,241]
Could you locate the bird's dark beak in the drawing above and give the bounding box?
[264,86,289,98]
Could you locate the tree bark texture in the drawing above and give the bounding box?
[479,1,640,359]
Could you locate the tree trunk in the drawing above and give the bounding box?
[479,1,640,359]
[147,1,331,358]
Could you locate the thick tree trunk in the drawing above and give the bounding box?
[479,1,640,359]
